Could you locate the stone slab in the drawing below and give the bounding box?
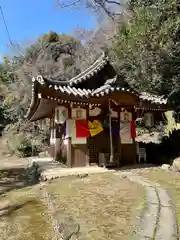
[128,176,152,187]
[32,157,54,163]
[157,188,174,207]
[138,203,158,239]
[40,166,109,180]
[156,206,178,240]
[118,171,134,176]
[133,236,153,240]
[145,187,159,205]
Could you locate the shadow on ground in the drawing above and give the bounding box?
[0,167,39,196]
[0,200,37,217]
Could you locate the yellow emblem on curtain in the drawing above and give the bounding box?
[88,120,103,137]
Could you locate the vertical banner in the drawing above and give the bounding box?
[62,121,66,137]
[76,120,89,138]
[130,120,136,138]
[88,120,103,137]
[120,122,133,144]
[111,120,120,137]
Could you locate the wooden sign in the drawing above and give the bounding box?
[71,108,87,119]
[55,106,68,124]
[120,110,132,122]
[89,107,101,117]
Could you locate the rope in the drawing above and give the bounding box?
[0,5,13,47]
[0,5,24,56]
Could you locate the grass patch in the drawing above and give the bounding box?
[0,186,52,240]
[46,172,145,240]
[134,167,180,230]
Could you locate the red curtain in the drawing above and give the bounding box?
[130,120,136,138]
[76,120,90,138]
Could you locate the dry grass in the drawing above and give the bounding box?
[0,140,52,239]
[0,186,52,240]
[134,167,180,230]
[46,172,146,240]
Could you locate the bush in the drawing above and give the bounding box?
[2,122,48,158]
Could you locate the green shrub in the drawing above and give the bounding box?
[2,123,48,158]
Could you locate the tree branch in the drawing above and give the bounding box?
[102,0,120,5]
[56,0,123,19]
[56,0,81,8]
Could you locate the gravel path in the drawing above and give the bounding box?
[117,171,179,240]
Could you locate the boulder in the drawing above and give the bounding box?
[172,157,180,172]
[161,164,171,171]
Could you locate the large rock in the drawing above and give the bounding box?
[161,164,171,171]
[172,158,180,172]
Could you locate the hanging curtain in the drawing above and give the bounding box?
[88,120,103,137]
[111,121,120,137]
[120,122,133,144]
[130,120,136,138]
[76,120,90,138]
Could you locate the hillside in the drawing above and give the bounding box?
[0,31,94,157]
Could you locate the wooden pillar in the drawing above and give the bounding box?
[86,154,90,166]
[86,106,90,166]
[132,106,137,164]
[109,100,114,163]
[118,108,121,168]
[67,137,72,168]
[52,114,56,161]
[66,105,72,168]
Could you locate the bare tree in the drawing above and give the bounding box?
[72,10,125,61]
[56,0,126,19]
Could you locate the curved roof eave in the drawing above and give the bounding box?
[25,80,40,120]
[69,52,109,86]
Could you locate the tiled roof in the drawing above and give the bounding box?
[135,127,165,144]
[26,77,169,121]
[104,76,117,85]
[136,132,161,144]
[31,76,167,103]
[52,84,92,97]
[42,82,135,98]
[140,92,167,104]
[69,52,109,86]
[34,75,136,98]
[91,84,137,97]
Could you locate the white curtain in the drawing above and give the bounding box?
[50,128,56,145]
[120,122,133,144]
[55,106,68,124]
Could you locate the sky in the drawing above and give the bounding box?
[0,0,96,58]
